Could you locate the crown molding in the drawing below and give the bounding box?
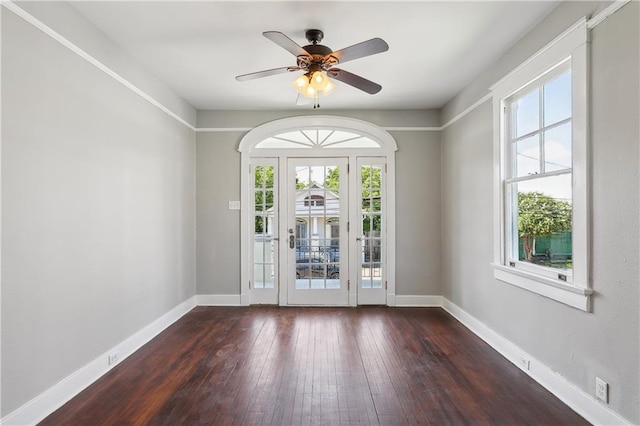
[4,0,632,134]
[2,1,196,131]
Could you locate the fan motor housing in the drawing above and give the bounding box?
[303,29,333,57]
[303,44,333,56]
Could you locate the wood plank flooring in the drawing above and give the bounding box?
[40,307,588,425]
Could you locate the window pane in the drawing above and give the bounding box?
[325,166,340,194]
[515,135,540,177]
[264,190,274,209]
[543,122,572,172]
[362,165,372,182]
[263,263,275,289]
[295,167,311,187]
[364,214,381,232]
[509,174,572,271]
[544,71,572,126]
[253,265,265,289]
[371,170,381,188]
[277,131,313,145]
[327,138,380,148]
[254,215,268,233]
[264,166,274,189]
[254,190,263,209]
[515,88,539,137]
[257,137,311,149]
[254,166,264,187]
[322,130,380,148]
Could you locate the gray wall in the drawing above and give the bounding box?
[195,114,441,297]
[16,1,197,127]
[1,7,196,416]
[393,131,441,296]
[441,2,639,422]
[196,132,243,295]
[442,1,618,123]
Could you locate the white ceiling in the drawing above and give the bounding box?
[70,1,559,111]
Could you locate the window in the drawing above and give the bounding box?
[505,65,573,279]
[255,129,381,149]
[304,195,325,207]
[491,19,591,311]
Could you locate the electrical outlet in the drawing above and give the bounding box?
[518,356,530,370]
[108,352,119,365]
[595,377,608,403]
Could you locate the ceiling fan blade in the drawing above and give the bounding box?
[263,31,309,57]
[331,38,389,64]
[328,68,382,94]
[236,66,300,81]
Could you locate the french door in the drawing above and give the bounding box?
[287,158,349,305]
[249,156,387,306]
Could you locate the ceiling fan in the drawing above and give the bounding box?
[236,29,389,107]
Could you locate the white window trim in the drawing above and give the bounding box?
[491,18,592,312]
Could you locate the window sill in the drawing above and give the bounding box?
[491,263,592,312]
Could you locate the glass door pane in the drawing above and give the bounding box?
[287,158,348,305]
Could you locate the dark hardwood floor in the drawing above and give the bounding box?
[40,307,588,425]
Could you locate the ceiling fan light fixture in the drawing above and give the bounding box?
[305,85,315,97]
[292,73,312,97]
[292,71,336,99]
[310,71,329,90]
[323,79,337,96]
[293,74,308,89]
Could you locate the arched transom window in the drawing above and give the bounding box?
[255,129,381,150]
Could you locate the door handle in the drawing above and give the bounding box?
[289,234,295,249]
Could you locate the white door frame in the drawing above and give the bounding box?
[239,116,398,306]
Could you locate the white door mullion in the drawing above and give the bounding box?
[278,155,287,306]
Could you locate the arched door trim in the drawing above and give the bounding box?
[239,115,397,306]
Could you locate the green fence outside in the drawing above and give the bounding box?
[519,231,572,260]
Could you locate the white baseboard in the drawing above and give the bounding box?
[1,296,197,426]
[196,294,242,306]
[441,298,632,426]
[393,295,442,307]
